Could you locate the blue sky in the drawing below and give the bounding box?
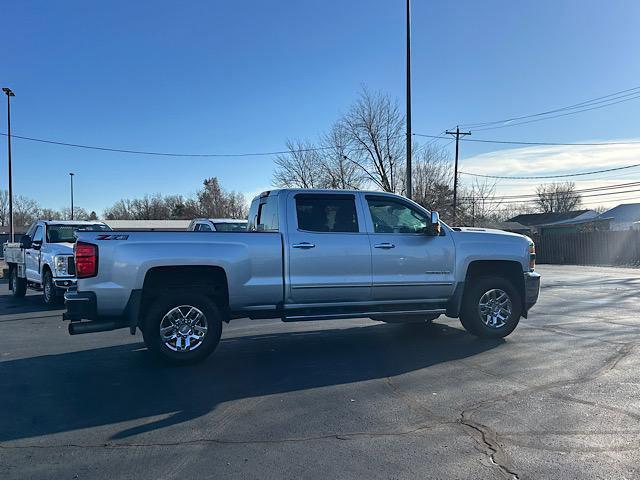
[2,0,640,214]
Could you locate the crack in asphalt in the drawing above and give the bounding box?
[0,422,455,450]
[458,413,520,480]
[455,341,634,478]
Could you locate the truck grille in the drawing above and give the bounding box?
[68,256,76,276]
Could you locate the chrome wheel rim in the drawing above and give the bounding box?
[159,305,208,352]
[478,289,512,329]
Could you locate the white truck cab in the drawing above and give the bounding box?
[187,218,248,232]
[4,220,111,304]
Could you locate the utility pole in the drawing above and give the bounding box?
[445,126,471,224]
[405,0,412,199]
[69,173,74,220]
[2,87,15,242]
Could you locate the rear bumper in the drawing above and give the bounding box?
[63,287,142,335]
[524,271,541,312]
[54,277,76,289]
[63,287,97,321]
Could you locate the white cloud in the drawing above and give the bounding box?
[458,140,640,208]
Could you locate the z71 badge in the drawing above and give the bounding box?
[95,234,129,240]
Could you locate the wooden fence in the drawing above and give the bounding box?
[534,230,640,266]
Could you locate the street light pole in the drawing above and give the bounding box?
[2,87,15,242]
[69,173,74,220]
[405,0,412,200]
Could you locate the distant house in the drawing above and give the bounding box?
[597,203,640,231]
[104,220,191,231]
[506,210,599,234]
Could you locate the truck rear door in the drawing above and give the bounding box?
[285,192,372,304]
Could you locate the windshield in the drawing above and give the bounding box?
[46,224,112,243]
[213,222,247,232]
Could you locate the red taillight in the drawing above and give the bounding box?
[75,241,98,278]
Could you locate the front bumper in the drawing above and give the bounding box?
[524,271,541,312]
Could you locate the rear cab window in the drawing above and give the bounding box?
[247,194,279,232]
[295,194,359,233]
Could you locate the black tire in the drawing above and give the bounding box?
[10,267,27,298]
[142,292,223,365]
[42,269,61,305]
[459,275,522,338]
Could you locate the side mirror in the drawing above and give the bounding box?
[426,211,441,236]
[19,235,32,249]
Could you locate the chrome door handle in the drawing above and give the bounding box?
[374,243,395,249]
[292,242,315,249]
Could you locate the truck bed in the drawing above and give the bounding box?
[74,230,285,316]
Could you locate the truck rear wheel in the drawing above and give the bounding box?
[459,275,522,338]
[10,267,27,298]
[142,292,223,365]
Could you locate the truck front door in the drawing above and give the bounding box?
[25,225,44,282]
[364,195,455,302]
[286,192,372,304]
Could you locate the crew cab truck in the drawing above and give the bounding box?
[64,189,540,364]
[4,220,111,304]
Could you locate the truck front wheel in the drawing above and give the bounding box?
[42,269,61,305]
[142,292,223,365]
[459,276,522,338]
[10,267,27,298]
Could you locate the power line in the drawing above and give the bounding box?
[0,132,336,158]
[464,187,640,205]
[459,162,640,180]
[473,94,640,132]
[413,133,640,146]
[458,180,640,201]
[458,85,640,130]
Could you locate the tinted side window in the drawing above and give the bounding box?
[256,197,279,232]
[366,196,428,234]
[199,223,212,231]
[295,195,359,233]
[33,226,44,243]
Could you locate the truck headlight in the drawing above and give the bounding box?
[54,256,68,276]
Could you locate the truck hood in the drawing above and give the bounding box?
[46,243,75,255]
[452,227,530,241]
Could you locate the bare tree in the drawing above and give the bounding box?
[405,144,454,219]
[339,88,405,192]
[0,190,8,226]
[458,179,502,227]
[13,195,40,227]
[40,208,62,220]
[535,181,582,213]
[273,139,324,189]
[318,123,365,190]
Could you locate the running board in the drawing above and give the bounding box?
[282,309,446,322]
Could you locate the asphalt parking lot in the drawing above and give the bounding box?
[0,265,639,480]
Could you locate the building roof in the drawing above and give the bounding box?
[498,221,531,232]
[599,203,640,223]
[507,210,596,227]
[105,220,191,230]
[192,218,247,224]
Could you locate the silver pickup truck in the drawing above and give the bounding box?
[64,189,540,364]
